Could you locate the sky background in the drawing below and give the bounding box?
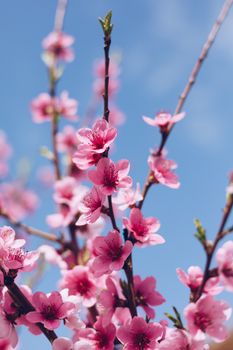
[0,0,233,348]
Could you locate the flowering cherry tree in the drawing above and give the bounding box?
[0,0,233,349]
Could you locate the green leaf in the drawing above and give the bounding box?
[99,10,113,36]
[194,218,207,246]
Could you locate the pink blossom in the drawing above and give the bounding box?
[0,339,13,350]
[58,91,78,121]
[113,183,143,210]
[76,217,105,240]
[76,187,106,226]
[216,241,233,291]
[60,266,97,307]
[158,328,209,350]
[143,111,185,131]
[92,230,133,277]
[31,93,55,123]
[53,177,78,205]
[0,182,38,221]
[52,337,73,350]
[109,106,125,126]
[73,150,102,170]
[0,307,18,348]
[88,158,132,195]
[31,92,78,123]
[77,119,117,154]
[134,275,165,319]
[3,247,38,272]
[148,155,180,189]
[38,245,68,270]
[26,291,75,330]
[57,125,79,155]
[123,208,164,247]
[117,316,163,350]
[42,31,74,62]
[47,179,88,228]
[0,226,38,272]
[184,295,231,342]
[98,277,123,326]
[77,316,116,350]
[176,266,222,295]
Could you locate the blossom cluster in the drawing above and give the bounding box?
[0,6,232,350]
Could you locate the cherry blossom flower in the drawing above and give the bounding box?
[77,119,117,154]
[109,106,125,126]
[31,92,78,123]
[158,328,209,350]
[134,275,165,319]
[73,119,117,170]
[76,187,106,226]
[0,307,18,348]
[26,291,75,330]
[57,125,79,155]
[148,155,180,189]
[0,339,14,350]
[60,266,97,307]
[76,316,116,350]
[38,245,68,270]
[88,158,132,195]
[58,91,78,121]
[123,208,164,247]
[117,316,163,350]
[52,337,73,350]
[92,230,133,277]
[47,178,88,228]
[0,226,38,272]
[98,277,124,326]
[176,266,222,295]
[31,93,56,123]
[76,217,105,240]
[42,31,74,62]
[143,111,185,131]
[184,295,231,342]
[73,150,102,170]
[216,241,233,291]
[113,183,142,210]
[0,182,38,221]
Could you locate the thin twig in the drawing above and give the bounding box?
[100,12,137,317]
[49,0,69,180]
[0,211,62,243]
[194,195,233,301]
[2,269,57,343]
[138,0,233,208]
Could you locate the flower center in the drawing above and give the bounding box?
[194,312,211,332]
[134,333,150,349]
[42,304,58,320]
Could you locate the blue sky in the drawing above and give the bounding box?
[0,0,233,348]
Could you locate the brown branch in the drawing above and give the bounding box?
[2,269,57,344]
[194,195,233,301]
[49,0,70,181]
[139,0,233,208]
[99,12,137,318]
[0,211,62,244]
